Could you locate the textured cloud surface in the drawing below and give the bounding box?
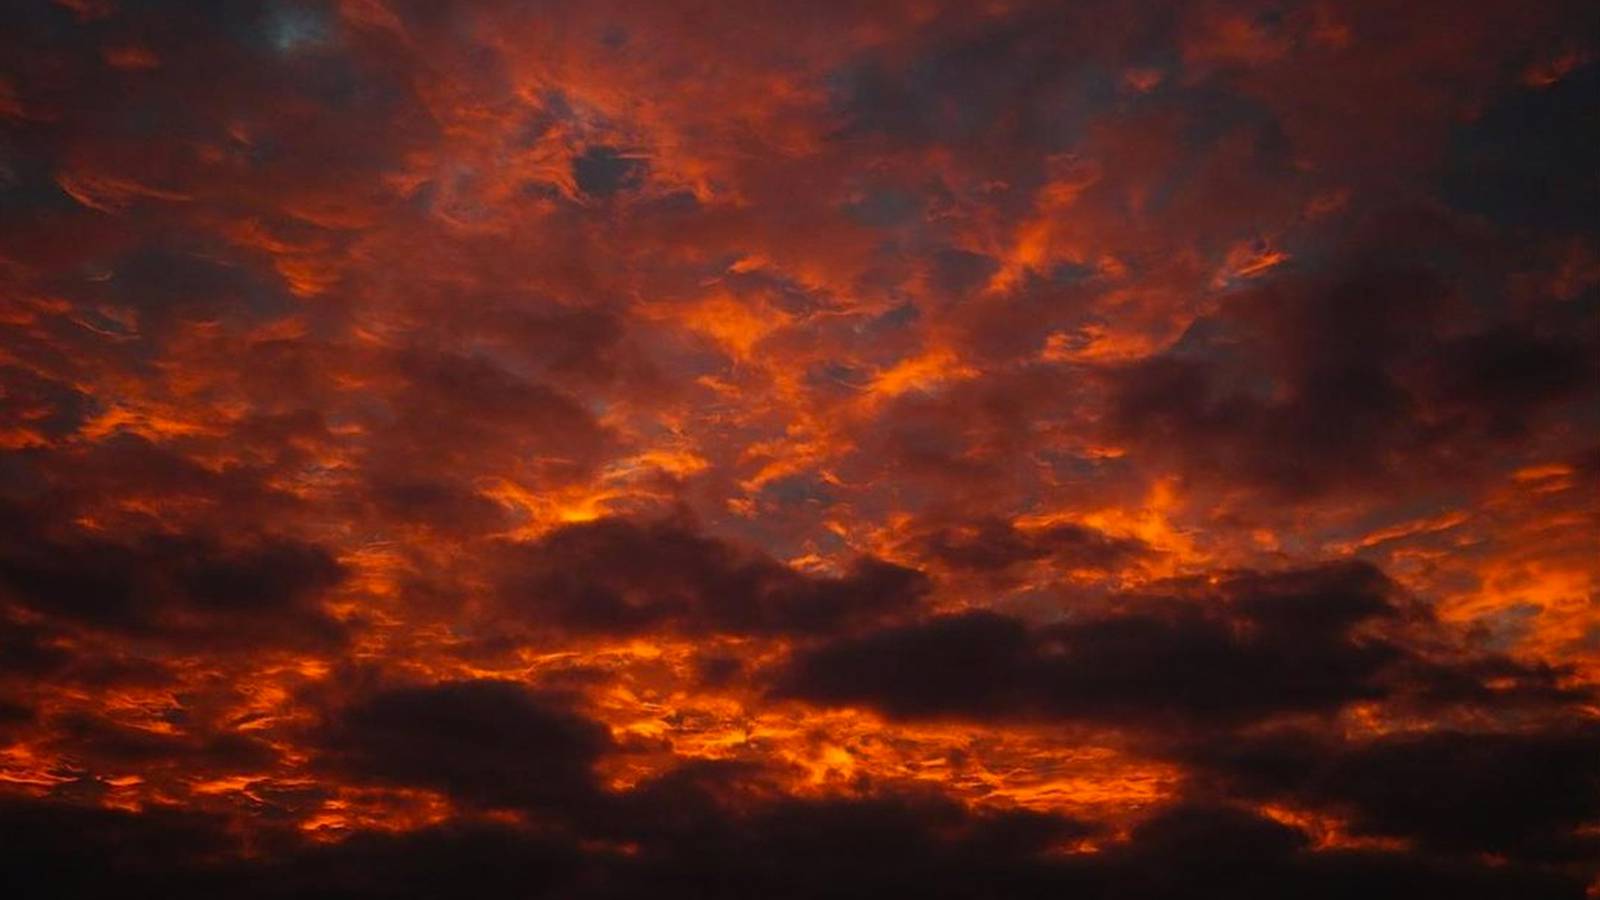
[2,1,1598,896]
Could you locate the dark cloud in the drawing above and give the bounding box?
[364,475,512,532]
[573,145,645,198]
[245,820,592,900]
[777,562,1404,725]
[927,247,1000,301]
[474,305,629,386]
[599,767,1096,899]
[0,798,237,899]
[49,711,280,773]
[80,242,294,330]
[1443,59,1600,234]
[0,788,1585,900]
[1109,274,1431,497]
[778,561,1579,727]
[0,794,591,899]
[16,434,315,530]
[1428,324,1595,440]
[776,611,1033,718]
[0,619,72,678]
[317,679,613,814]
[829,7,1124,151]
[1095,802,1583,900]
[1107,226,1600,497]
[493,515,929,636]
[0,366,93,443]
[911,515,1149,574]
[0,506,345,648]
[1184,724,1600,862]
[372,349,611,482]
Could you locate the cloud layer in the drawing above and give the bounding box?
[1,0,1597,895]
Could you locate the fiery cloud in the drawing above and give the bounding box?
[1,0,1597,896]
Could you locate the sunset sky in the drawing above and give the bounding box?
[2,1,1598,896]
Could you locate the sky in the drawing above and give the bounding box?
[1,0,1598,896]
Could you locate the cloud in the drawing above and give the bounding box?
[777,561,1581,726]
[1105,221,1599,498]
[1442,58,1600,234]
[909,515,1149,575]
[316,679,613,814]
[1095,802,1582,900]
[0,787,1586,899]
[0,505,346,649]
[573,146,646,199]
[1183,724,1600,861]
[492,514,929,636]
[0,0,1595,893]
